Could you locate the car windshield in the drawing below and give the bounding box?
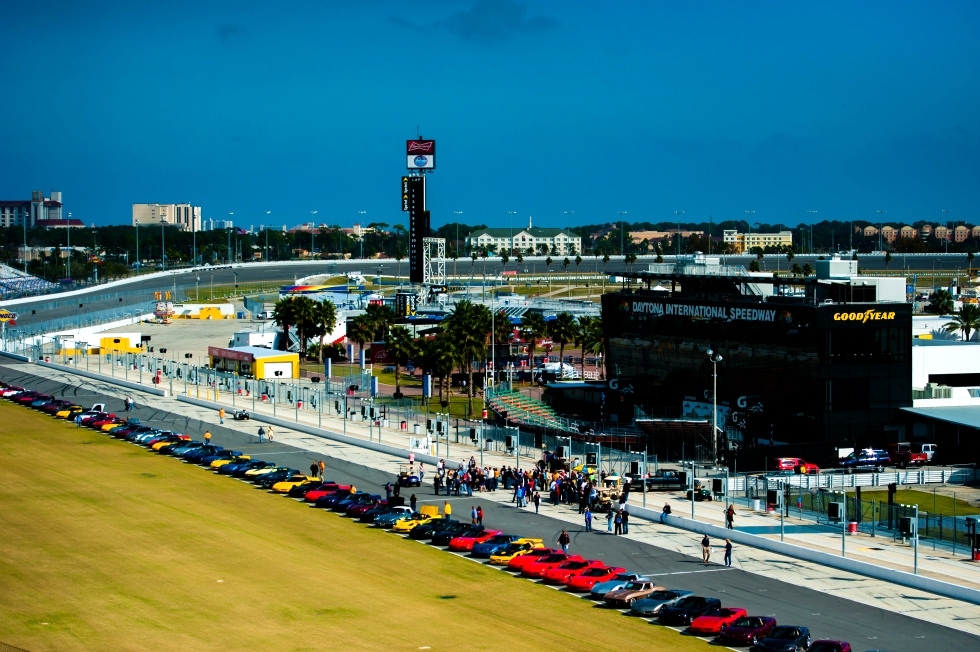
[647,591,672,600]
[539,554,566,563]
[582,568,609,576]
[703,608,724,617]
[623,582,647,590]
[615,574,638,581]
[675,597,702,608]
[561,561,588,570]
[733,617,761,627]
[769,627,800,639]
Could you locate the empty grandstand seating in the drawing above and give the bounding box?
[0,264,58,300]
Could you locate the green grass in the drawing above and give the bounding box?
[0,403,710,652]
[853,488,977,518]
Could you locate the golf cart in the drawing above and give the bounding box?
[397,464,421,487]
[232,409,250,421]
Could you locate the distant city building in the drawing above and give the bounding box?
[204,218,235,231]
[467,217,580,256]
[132,203,201,231]
[722,229,792,253]
[0,190,71,228]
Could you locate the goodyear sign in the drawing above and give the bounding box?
[832,309,896,323]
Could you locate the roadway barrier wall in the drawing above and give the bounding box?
[35,360,168,398]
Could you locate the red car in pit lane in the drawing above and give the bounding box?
[690,607,748,635]
[565,565,628,592]
[541,559,606,585]
[448,529,503,552]
[506,548,560,572]
[521,553,581,578]
[303,484,350,503]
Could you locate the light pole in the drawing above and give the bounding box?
[876,210,886,252]
[674,210,685,256]
[806,210,817,255]
[453,211,464,277]
[941,209,951,254]
[135,219,140,273]
[92,227,98,284]
[227,213,234,263]
[707,349,723,465]
[618,211,628,256]
[196,275,200,301]
[160,218,166,270]
[22,203,29,274]
[66,212,72,278]
[264,211,271,261]
[356,210,366,260]
[310,210,318,258]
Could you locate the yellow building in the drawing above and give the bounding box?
[208,346,299,379]
[722,229,793,253]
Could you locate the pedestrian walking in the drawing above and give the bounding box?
[419,462,425,482]
[75,413,83,427]
[124,396,133,412]
[265,425,274,441]
[726,504,735,530]
[385,482,393,499]
[257,426,265,443]
[433,475,442,496]
[533,492,541,514]
[724,538,733,567]
[558,529,571,554]
[318,460,325,479]
[606,509,614,533]
[614,510,623,535]
[584,506,593,532]
[471,506,478,525]
[621,508,630,535]
[476,506,484,526]
[444,500,452,520]
[408,451,415,466]
[310,461,318,477]
[218,408,225,424]
[701,534,711,564]
[204,430,212,445]
[410,494,418,513]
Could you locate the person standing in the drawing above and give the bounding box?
[606,509,614,533]
[614,510,623,535]
[318,460,325,480]
[408,451,415,466]
[218,407,225,424]
[75,413,83,428]
[410,494,418,513]
[204,430,212,445]
[701,534,711,564]
[558,529,571,554]
[584,506,593,532]
[310,461,319,477]
[418,462,425,482]
[471,506,478,525]
[257,426,265,443]
[385,482,393,499]
[476,506,484,526]
[533,492,541,514]
[724,538,733,567]
[621,508,630,535]
[444,500,452,520]
[726,504,735,530]
[265,425,274,441]
[433,474,442,496]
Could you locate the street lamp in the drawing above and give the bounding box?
[135,219,140,273]
[674,210,685,256]
[227,212,234,264]
[707,348,723,465]
[160,218,167,270]
[941,209,951,254]
[806,210,817,254]
[92,227,98,284]
[618,211,628,256]
[310,210,318,258]
[877,210,886,252]
[264,211,271,261]
[453,211,464,276]
[356,210,366,260]
[66,212,72,278]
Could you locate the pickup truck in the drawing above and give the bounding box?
[839,449,890,473]
[887,443,933,468]
[626,470,683,490]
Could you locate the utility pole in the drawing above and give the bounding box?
[227,212,234,264]
[265,211,271,262]
[806,210,817,255]
[357,210,366,260]
[674,211,685,256]
[66,212,72,278]
[877,210,886,252]
[941,209,951,254]
[618,211,628,256]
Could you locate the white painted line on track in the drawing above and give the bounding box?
[659,567,733,575]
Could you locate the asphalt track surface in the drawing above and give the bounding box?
[5,363,977,652]
[7,252,971,333]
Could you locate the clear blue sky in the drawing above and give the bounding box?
[1,1,978,230]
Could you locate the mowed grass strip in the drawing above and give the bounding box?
[0,403,710,652]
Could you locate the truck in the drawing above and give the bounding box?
[887,442,934,468]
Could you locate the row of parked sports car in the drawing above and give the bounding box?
[6,381,851,652]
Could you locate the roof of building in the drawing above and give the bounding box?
[36,219,85,228]
[0,200,62,207]
[469,227,577,238]
[213,345,299,359]
[901,406,980,431]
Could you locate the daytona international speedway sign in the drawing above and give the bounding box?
[624,300,779,323]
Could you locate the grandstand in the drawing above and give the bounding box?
[487,387,578,433]
[0,263,59,300]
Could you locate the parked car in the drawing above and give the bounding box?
[774,458,820,474]
[626,469,683,490]
[751,625,812,652]
[808,641,851,652]
[839,449,890,473]
[658,596,722,626]
[630,589,694,616]
[603,580,666,608]
[565,566,628,592]
[504,546,560,571]
[887,442,931,468]
[589,572,650,599]
[431,523,481,545]
[690,607,748,635]
[521,553,580,579]
[720,616,778,646]
[448,529,503,552]
[488,543,549,565]
[542,559,605,585]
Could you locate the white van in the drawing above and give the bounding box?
[255,310,275,320]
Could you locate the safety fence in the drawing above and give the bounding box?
[0,641,29,652]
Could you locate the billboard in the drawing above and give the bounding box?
[406,140,436,170]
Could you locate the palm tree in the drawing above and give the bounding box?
[548,311,579,377]
[492,309,513,371]
[312,300,339,363]
[271,298,298,351]
[968,252,975,278]
[364,302,395,341]
[443,300,491,415]
[575,316,597,376]
[929,289,954,316]
[347,315,374,360]
[427,333,457,405]
[386,325,416,398]
[802,263,814,277]
[944,304,980,341]
[521,311,547,362]
[290,296,318,356]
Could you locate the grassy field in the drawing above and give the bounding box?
[852,488,977,518]
[0,403,709,652]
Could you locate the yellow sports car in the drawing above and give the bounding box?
[101,420,127,432]
[391,513,441,534]
[55,405,84,419]
[488,541,547,565]
[211,455,250,469]
[151,437,191,451]
[271,474,319,494]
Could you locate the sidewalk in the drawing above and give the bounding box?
[6,356,980,637]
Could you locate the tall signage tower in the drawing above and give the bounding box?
[402,138,436,285]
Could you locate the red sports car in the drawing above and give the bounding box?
[808,641,851,652]
[304,484,349,503]
[520,553,581,578]
[719,616,777,645]
[448,529,503,552]
[565,566,627,592]
[346,499,384,517]
[81,412,113,426]
[506,548,560,571]
[542,559,605,585]
[690,607,748,635]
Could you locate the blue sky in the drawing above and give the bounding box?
[1,1,978,230]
